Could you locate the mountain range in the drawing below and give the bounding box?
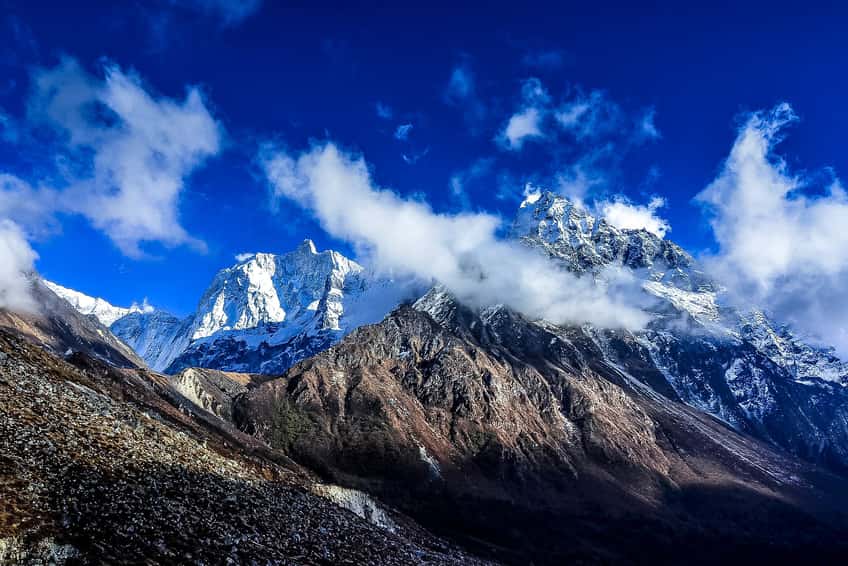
[48,190,848,472]
[11,190,848,563]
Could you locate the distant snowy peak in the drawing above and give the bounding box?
[190,239,366,342]
[42,280,153,326]
[513,190,694,279]
[106,238,421,374]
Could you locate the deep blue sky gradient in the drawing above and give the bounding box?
[1,1,846,315]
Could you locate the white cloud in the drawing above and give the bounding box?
[599,196,670,237]
[696,103,848,355]
[638,108,661,140]
[498,107,543,150]
[23,57,222,257]
[0,220,38,312]
[261,142,650,330]
[375,101,393,120]
[554,164,603,203]
[174,0,262,26]
[234,252,256,262]
[0,175,58,237]
[394,123,413,140]
[497,78,549,151]
[555,89,623,141]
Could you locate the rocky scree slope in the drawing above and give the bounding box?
[231,288,848,565]
[0,329,490,565]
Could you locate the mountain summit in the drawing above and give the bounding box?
[109,240,418,374]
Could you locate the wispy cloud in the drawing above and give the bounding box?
[496,79,661,203]
[443,61,486,131]
[449,157,494,209]
[394,123,413,140]
[375,101,393,120]
[261,142,650,329]
[444,65,475,103]
[401,147,429,165]
[696,103,848,354]
[172,0,263,26]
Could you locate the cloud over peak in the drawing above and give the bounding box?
[599,196,670,238]
[261,142,650,330]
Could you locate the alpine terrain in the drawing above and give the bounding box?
[9,193,848,564]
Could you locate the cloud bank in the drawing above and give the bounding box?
[697,103,848,354]
[261,143,650,330]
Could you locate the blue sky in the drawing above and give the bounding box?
[2,1,848,317]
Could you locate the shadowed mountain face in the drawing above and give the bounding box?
[233,290,848,564]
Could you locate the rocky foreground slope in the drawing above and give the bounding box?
[0,329,487,565]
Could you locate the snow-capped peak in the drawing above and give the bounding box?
[43,280,153,326]
[190,241,364,342]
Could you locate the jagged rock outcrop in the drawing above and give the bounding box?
[514,191,848,472]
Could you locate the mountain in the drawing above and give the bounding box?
[0,277,144,368]
[110,309,191,372]
[230,287,848,564]
[109,239,419,374]
[42,280,153,326]
[512,191,848,472]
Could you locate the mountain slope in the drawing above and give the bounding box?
[232,289,848,564]
[42,280,152,326]
[0,278,144,368]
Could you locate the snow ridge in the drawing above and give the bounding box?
[43,280,153,327]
